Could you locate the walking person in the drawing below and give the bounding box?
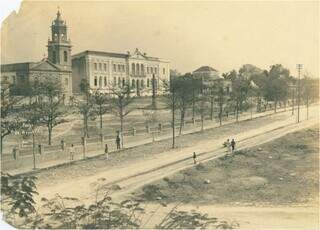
[116,135,121,150]
[193,152,197,165]
[104,143,109,159]
[69,144,75,161]
[225,139,231,153]
[231,139,236,153]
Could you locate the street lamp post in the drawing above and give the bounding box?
[296,64,303,123]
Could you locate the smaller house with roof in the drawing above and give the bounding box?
[192,65,231,93]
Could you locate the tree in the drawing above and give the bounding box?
[20,103,43,169]
[227,70,250,121]
[214,80,227,125]
[1,173,38,227]
[33,80,66,145]
[262,65,290,113]
[108,83,135,148]
[76,100,95,139]
[0,83,23,155]
[91,90,109,142]
[174,74,194,135]
[76,79,95,138]
[163,77,178,148]
[79,78,91,103]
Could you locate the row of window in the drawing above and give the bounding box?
[93,62,167,76]
[93,76,157,88]
[113,64,125,73]
[94,63,108,72]
[131,63,161,75]
[93,62,127,73]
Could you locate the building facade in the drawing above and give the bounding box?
[1,11,72,100]
[72,48,170,96]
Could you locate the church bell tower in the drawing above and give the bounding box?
[47,10,72,69]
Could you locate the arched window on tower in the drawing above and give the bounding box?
[64,51,68,62]
[141,64,144,75]
[52,51,56,63]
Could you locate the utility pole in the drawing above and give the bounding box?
[170,76,175,148]
[296,64,303,123]
[152,74,157,109]
[291,86,295,115]
[305,75,309,120]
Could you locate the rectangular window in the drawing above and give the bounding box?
[104,63,107,71]
[65,78,68,86]
[147,67,149,74]
[113,64,116,72]
[94,76,98,86]
[64,51,68,62]
[104,77,107,86]
[117,64,121,72]
[94,63,97,70]
[163,68,165,74]
[99,63,102,70]
[113,77,116,85]
[122,65,125,72]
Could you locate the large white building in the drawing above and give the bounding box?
[72,48,170,96]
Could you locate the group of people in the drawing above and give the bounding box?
[224,138,236,153]
[67,133,122,161]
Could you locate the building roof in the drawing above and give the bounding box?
[193,66,218,73]
[72,49,169,63]
[193,65,223,81]
[72,50,129,59]
[1,59,71,73]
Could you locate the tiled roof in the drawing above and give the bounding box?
[193,66,218,73]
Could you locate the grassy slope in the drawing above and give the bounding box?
[136,126,319,206]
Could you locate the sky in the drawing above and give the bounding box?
[0,0,319,78]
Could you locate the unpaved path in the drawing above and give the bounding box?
[137,203,318,229]
[34,105,319,205]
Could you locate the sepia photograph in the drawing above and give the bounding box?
[0,0,319,229]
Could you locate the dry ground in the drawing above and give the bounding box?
[135,126,319,206]
[33,112,289,188]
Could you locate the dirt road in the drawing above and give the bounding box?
[34,105,319,205]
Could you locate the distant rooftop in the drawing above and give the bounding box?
[193,66,218,73]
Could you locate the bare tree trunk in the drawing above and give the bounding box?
[32,133,36,169]
[48,125,52,145]
[120,114,124,148]
[219,101,223,126]
[236,100,239,122]
[0,136,3,155]
[172,88,176,148]
[210,97,214,121]
[192,89,195,120]
[179,109,185,135]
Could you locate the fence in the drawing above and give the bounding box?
[1,101,296,172]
